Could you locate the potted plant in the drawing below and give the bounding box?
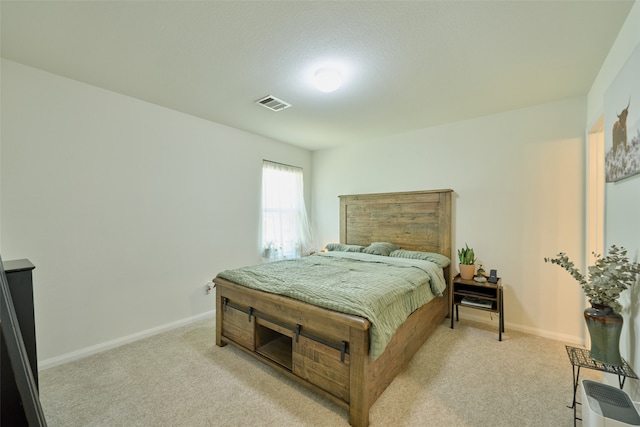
[458,244,476,280]
[545,245,640,366]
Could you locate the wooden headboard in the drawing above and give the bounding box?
[339,189,453,260]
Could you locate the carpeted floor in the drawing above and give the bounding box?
[38,316,599,426]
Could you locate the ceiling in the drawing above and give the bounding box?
[1,1,634,151]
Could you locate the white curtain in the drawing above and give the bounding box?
[261,160,315,261]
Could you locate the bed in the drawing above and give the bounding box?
[213,189,452,426]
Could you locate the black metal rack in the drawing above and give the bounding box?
[566,345,638,426]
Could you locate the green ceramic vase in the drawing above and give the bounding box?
[584,302,623,367]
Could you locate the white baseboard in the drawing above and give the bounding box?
[458,311,587,346]
[40,309,587,371]
[38,310,215,371]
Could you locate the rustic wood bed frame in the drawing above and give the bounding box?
[214,189,452,426]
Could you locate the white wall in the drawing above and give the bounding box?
[4,1,638,377]
[312,96,588,343]
[586,1,640,398]
[0,59,312,366]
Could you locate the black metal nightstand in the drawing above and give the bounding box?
[450,274,504,340]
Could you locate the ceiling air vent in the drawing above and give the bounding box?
[256,95,291,112]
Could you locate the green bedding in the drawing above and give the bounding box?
[216,251,447,360]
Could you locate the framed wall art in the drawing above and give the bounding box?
[605,43,640,183]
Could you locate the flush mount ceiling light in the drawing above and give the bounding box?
[313,67,342,92]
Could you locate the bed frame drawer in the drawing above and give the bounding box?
[293,335,350,403]
[221,304,255,351]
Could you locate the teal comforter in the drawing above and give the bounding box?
[217,252,446,360]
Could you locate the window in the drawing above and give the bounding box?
[261,160,314,260]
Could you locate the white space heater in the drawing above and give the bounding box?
[582,380,640,427]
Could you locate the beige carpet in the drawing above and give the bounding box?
[38,316,599,426]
